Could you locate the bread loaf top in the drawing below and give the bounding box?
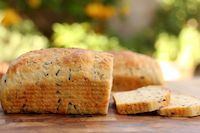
[110,51,161,76]
[1,48,113,93]
[110,51,163,85]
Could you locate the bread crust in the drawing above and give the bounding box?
[0,63,8,79]
[110,51,163,91]
[0,48,113,114]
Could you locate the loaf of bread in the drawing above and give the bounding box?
[0,63,8,79]
[0,48,113,114]
[110,51,163,91]
[113,86,170,114]
[158,94,200,117]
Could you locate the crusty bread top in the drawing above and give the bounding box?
[113,86,169,105]
[109,51,163,84]
[0,48,114,93]
[0,63,8,80]
[160,94,200,108]
[110,51,155,69]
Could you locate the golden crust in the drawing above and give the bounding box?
[0,48,113,114]
[112,76,153,91]
[110,51,164,91]
[0,63,8,80]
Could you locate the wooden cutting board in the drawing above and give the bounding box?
[1,78,200,133]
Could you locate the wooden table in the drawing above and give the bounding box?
[1,78,200,133]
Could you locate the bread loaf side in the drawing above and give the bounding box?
[0,48,113,114]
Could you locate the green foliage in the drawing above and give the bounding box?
[118,0,200,56]
[156,0,200,35]
[177,26,200,66]
[155,26,200,67]
[117,29,156,55]
[154,0,200,66]
[9,20,41,34]
[40,0,91,20]
[0,1,7,9]
[0,20,48,61]
[52,23,123,51]
[3,0,117,22]
[155,33,179,61]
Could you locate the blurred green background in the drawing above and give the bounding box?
[1,0,200,80]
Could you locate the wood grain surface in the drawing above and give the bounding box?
[1,78,200,133]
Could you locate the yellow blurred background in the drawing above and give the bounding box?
[1,0,200,81]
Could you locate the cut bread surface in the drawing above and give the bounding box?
[158,94,200,117]
[113,86,170,114]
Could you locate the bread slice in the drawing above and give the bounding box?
[109,51,164,91]
[158,94,200,117]
[113,86,170,114]
[0,48,113,115]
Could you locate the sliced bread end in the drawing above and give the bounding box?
[113,85,171,114]
[158,94,200,117]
